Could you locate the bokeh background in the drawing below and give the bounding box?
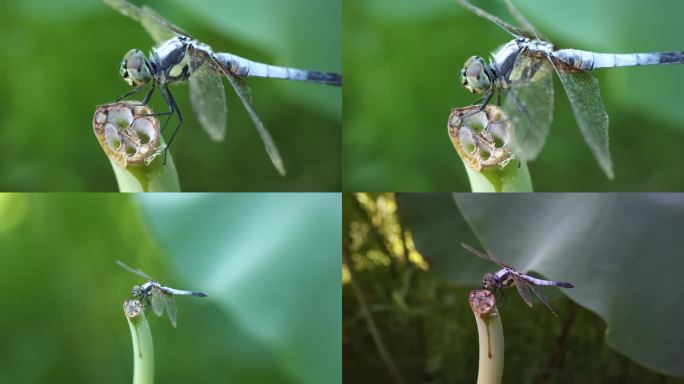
[343,0,684,191]
[343,193,684,383]
[0,193,341,383]
[0,0,341,191]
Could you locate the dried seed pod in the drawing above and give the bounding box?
[93,102,162,168]
[468,289,498,317]
[448,105,514,171]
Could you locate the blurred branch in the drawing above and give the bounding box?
[344,246,406,384]
[540,302,581,384]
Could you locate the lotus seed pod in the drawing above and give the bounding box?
[92,101,162,168]
[448,105,514,171]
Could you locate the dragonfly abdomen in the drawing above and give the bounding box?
[216,52,341,86]
[553,49,684,71]
[522,275,574,288]
[163,287,207,297]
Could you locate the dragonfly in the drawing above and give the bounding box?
[458,0,684,179]
[117,260,207,328]
[104,0,342,175]
[461,243,574,316]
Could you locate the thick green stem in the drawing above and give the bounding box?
[469,290,504,384]
[110,156,180,192]
[124,299,154,384]
[463,159,533,192]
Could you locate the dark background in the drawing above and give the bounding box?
[343,193,684,383]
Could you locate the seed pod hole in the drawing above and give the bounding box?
[448,105,514,171]
[93,102,161,168]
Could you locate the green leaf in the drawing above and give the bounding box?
[136,193,341,383]
[397,193,684,378]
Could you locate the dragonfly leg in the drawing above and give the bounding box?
[498,288,507,305]
[140,83,156,106]
[462,90,494,120]
[161,84,183,165]
[475,90,494,111]
[115,85,146,103]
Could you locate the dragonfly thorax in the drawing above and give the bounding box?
[120,49,153,87]
[148,36,196,85]
[132,281,160,299]
[490,38,555,88]
[494,268,515,288]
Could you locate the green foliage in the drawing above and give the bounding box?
[0,193,341,383]
[343,0,684,191]
[0,0,340,191]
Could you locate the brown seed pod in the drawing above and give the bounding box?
[468,289,498,317]
[447,105,514,171]
[93,102,162,168]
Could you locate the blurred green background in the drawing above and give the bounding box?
[343,193,684,383]
[0,0,341,191]
[343,0,684,191]
[0,193,341,383]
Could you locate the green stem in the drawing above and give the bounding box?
[110,156,181,192]
[469,290,504,384]
[123,299,154,384]
[463,159,533,192]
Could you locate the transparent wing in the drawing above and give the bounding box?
[206,55,286,176]
[116,260,156,281]
[150,290,165,317]
[458,0,533,39]
[502,0,548,42]
[524,279,559,316]
[188,60,228,142]
[103,0,192,44]
[504,54,555,161]
[164,294,178,328]
[461,243,512,269]
[511,275,535,308]
[551,63,614,179]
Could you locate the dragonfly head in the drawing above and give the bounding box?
[482,272,496,289]
[460,56,491,94]
[131,284,143,298]
[120,49,152,87]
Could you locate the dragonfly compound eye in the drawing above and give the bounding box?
[462,56,491,94]
[121,49,151,87]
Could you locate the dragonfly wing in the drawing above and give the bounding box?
[502,0,548,42]
[461,243,512,269]
[207,55,286,176]
[116,260,156,281]
[511,275,535,308]
[551,63,613,179]
[504,54,554,161]
[104,0,191,44]
[188,57,228,142]
[150,290,165,317]
[164,295,178,328]
[458,0,533,39]
[524,279,559,317]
